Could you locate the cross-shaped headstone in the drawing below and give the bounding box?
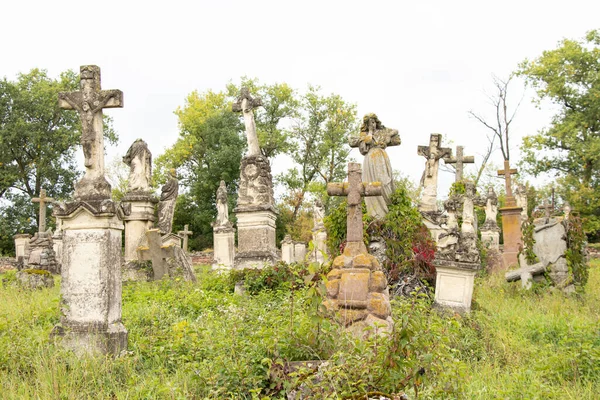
[58,65,123,180]
[417,133,452,178]
[505,261,548,289]
[32,189,54,233]
[445,146,475,182]
[539,200,553,223]
[137,229,174,280]
[232,87,262,157]
[177,224,193,252]
[497,159,518,198]
[327,163,382,243]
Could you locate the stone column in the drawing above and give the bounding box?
[293,242,307,263]
[52,200,127,355]
[121,192,158,261]
[281,235,294,264]
[14,234,31,261]
[213,225,235,270]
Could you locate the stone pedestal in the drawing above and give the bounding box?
[52,233,63,270]
[52,200,127,355]
[14,234,31,261]
[281,235,294,264]
[499,203,523,268]
[234,208,279,269]
[121,192,158,261]
[481,230,500,250]
[434,261,478,313]
[312,229,328,264]
[293,242,307,263]
[213,226,235,270]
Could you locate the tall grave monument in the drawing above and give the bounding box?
[445,145,474,182]
[497,160,523,268]
[52,65,127,355]
[232,88,278,268]
[324,163,393,336]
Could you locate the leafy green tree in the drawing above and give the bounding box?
[518,30,600,237]
[0,68,117,254]
[278,86,358,227]
[154,89,245,249]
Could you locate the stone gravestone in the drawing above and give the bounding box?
[212,181,235,270]
[311,199,328,264]
[293,242,307,263]
[434,182,481,313]
[417,134,452,242]
[445,145,475,182]
[232,88,278,268]
[323,162,393,336]
[137,229,197,282]
[13,234,31,261]
[348,114,401,219]
[281,234,294,264]
[121,139,158,261]
[497,160,523,268]
[178,224,193,252]
[480,187,500,250]
[51,65,127,355]
[24,189,59,274]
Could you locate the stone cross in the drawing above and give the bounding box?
[232,87,262,157]
[137,229,174,280]
[539,201,553,223]
[497,160,518,198]
[445,146,475,182]
[326,163,382,243]
[58,65,123,181]
[177,224,193,252]
[32,189,54,233]
[505,261,548,289]
[417,134,452,178]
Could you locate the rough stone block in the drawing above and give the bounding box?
[369,271,387,293]
[339,270,370,305]
[325,279,339,298]
[367,293,391,319]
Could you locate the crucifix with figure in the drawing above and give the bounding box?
[58,65,123,198]
[32,189,54,233]
[417,133,452,212]
[232,87,262,157]
[327,163,382,249]
[445,145,475,182]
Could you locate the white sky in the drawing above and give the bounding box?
[2,0,598,197]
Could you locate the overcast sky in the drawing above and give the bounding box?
[2,0,598,197]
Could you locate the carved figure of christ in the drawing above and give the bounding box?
[326,163,382,243]
[232,87,262,157]
[58,65,123,180]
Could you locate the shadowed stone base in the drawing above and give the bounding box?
[434,262,478,313]
[51,322,128,356]
[234,250,280,269]
[234,208,278,269]
[213,227,235,270]
[16,270,55,289]
[121,192,158,261]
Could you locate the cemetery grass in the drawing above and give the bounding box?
[0,263,598,399]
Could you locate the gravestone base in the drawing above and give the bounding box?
[121,192,158,261]
[481,230,500,251]
[16,270,55,289]
[312,229,328,264]
[13,234,31,261]
[234,208,279,269]
[52,200,127,355]
[434,260,478,313]
[213,226,235,270]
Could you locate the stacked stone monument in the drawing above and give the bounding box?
[232,88,279,268]
[51,65,127,355]
[212,180,235,269]
[417,134,453,242]
[434,182,481,313]
[323,163,393,336]
[480,187,500,250]
[497,160,523,268]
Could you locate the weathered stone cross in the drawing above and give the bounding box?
[445,145,475,182]
[327,163,382,243]
[177,224,193,252]
[539,200,554,223]
[417,134,452,178]
[497,159,518,199]
[232,87,262,157]
[137,229,174,280]
[32,189,54,233]
[58,65,123,182]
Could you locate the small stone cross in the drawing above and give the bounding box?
[137,229,174,280]
[32,189,54,233]
[497,159,518,199]
[232,87,262,157]
[539,200,553,223]
[58,65,123,180]
[445,146,475,182]
[177,224,193,252]
[327,163,382,243]
[417,134,452,178]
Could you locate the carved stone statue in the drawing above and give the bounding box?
[123,139,152,192]
[514,184,528,223]
[157,169,179,234]
[313,199,325,230]
[348,113,401,219]
[461,182,477,235]
[215,180,230,227]
[482,187,499,229]
[417,134,452,212]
